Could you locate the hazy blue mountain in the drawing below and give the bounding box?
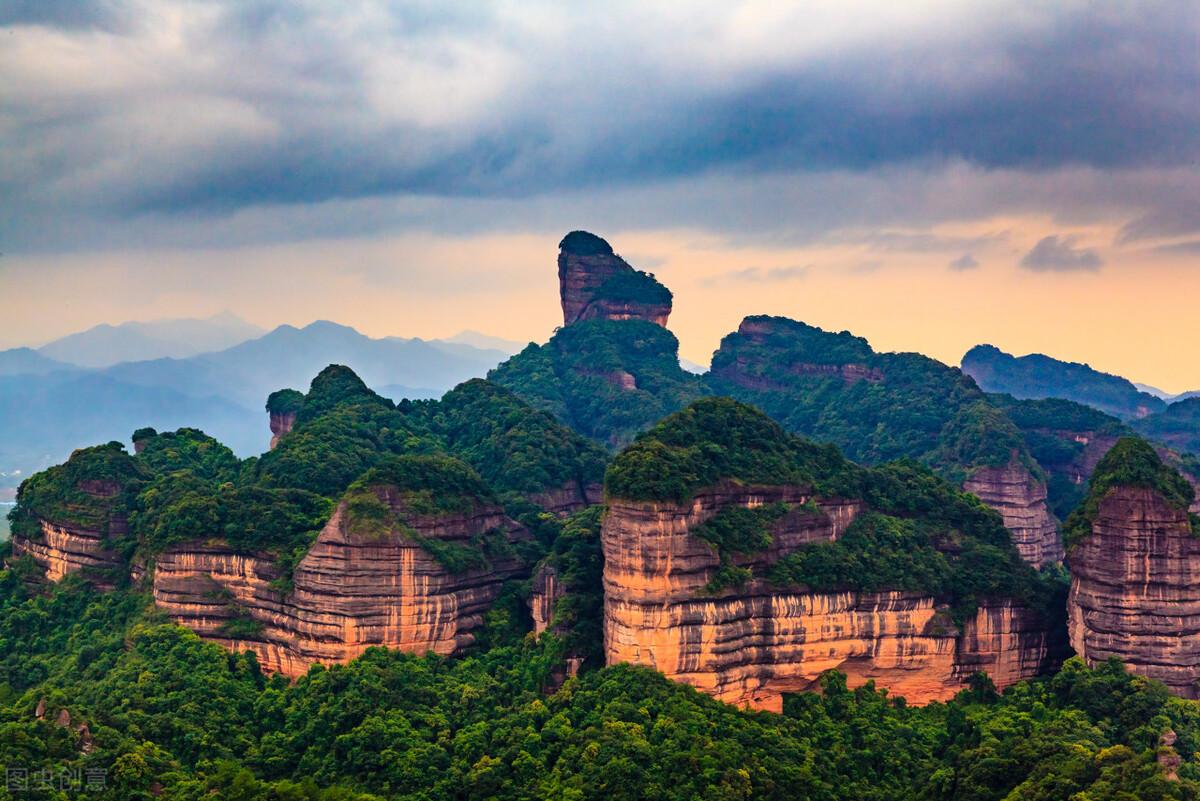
[1133,383,1200,403]
[0,347,76,377]
[0,371,262,490]
[99,320,508,408]
[36,311,265,367]
[962,344,1167,420]
[443,330,527,354]
[1134,382,1177,401]
[0,320,512,490]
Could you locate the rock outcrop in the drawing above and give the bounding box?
[709,317,1060,568]
[558,231,671,327]
[530,563,563,636]
[147,492,531,677]
[9,455,134,590]
[11,519,125,589]
[528,481,603,516]
[269,410,296,450]
[1068,486,1200,697]
[964,459,1062,566]
[265,388,304,450]
[603,485,1054,710]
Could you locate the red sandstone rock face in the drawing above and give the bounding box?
[530,563,562,636]
[558,250,670,328]
[528,481,603,516]
[964,459,1062,566]
[148,494,531,677]
[1068,487,1200,698]
[602,485,1052,710]
[11,519,125,589]
[269,410,297,450]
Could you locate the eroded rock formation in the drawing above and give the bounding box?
[11,519,125,589]
[964,459,1062,566]
[530,563,562,636]
[558,231,671,327]
[1068,486,1200,697]
[146,494,530,676]
[710,317,1061,568]
[269,410,297,450]
[528,481,603,516]
[602,485,1053,710]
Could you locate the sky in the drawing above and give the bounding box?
[2,1,1199,391]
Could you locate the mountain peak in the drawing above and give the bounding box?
[559,230,613,256]
[557,231,672,328]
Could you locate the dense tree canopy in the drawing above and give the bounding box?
[707,317,1035,479]
[0,570,1196,801]
[489,319,706,448]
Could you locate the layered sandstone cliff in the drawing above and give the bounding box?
[558,231,671,327]
[11,519,126,589]
[602,486,1053,710]
[147,493,530,676]
[10,469,132,590]
[1068,486,1200,697]
[964,459,1062,566]
[529,481,604,516]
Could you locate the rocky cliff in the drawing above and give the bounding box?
[964,459,1062,566]
[11,518,125,589]
[603,482,1054,710]
[269,410,296,450]
[708,316,1061,567]
[558,231,671,327]
[265,388,304,450]
[1068,485,1200,697]
[7,443,140,590]
[148,490,531,677]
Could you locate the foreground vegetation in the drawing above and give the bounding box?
[0,567,1197,801]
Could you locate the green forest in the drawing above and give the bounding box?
[5,347,1200,800]
[1,570,1197,801]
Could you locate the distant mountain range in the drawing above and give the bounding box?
[35,311,267,367]
[961,343,1200,458]
[0,318,521,493]
[1134,383,1200,403]
[961,344,1181,420]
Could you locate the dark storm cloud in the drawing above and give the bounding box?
[143,3,1200,211]
[1020,235,1103,272]
[1,1,1197,252]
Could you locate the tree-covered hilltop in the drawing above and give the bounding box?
[962,343,1167,420]
[591,268,673,307]
[706,316,1038,482]
[7,442,146,541]
[0,570,1196,801]
[605,397,858,503]
[414,378,608,498]
[1136,397,1200,457]
[7,365,611,586]
[1063,436,1198,551]
[489,319,707,448]
[606,398,1063,620]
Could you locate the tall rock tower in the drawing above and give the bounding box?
[557,230,672,327]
